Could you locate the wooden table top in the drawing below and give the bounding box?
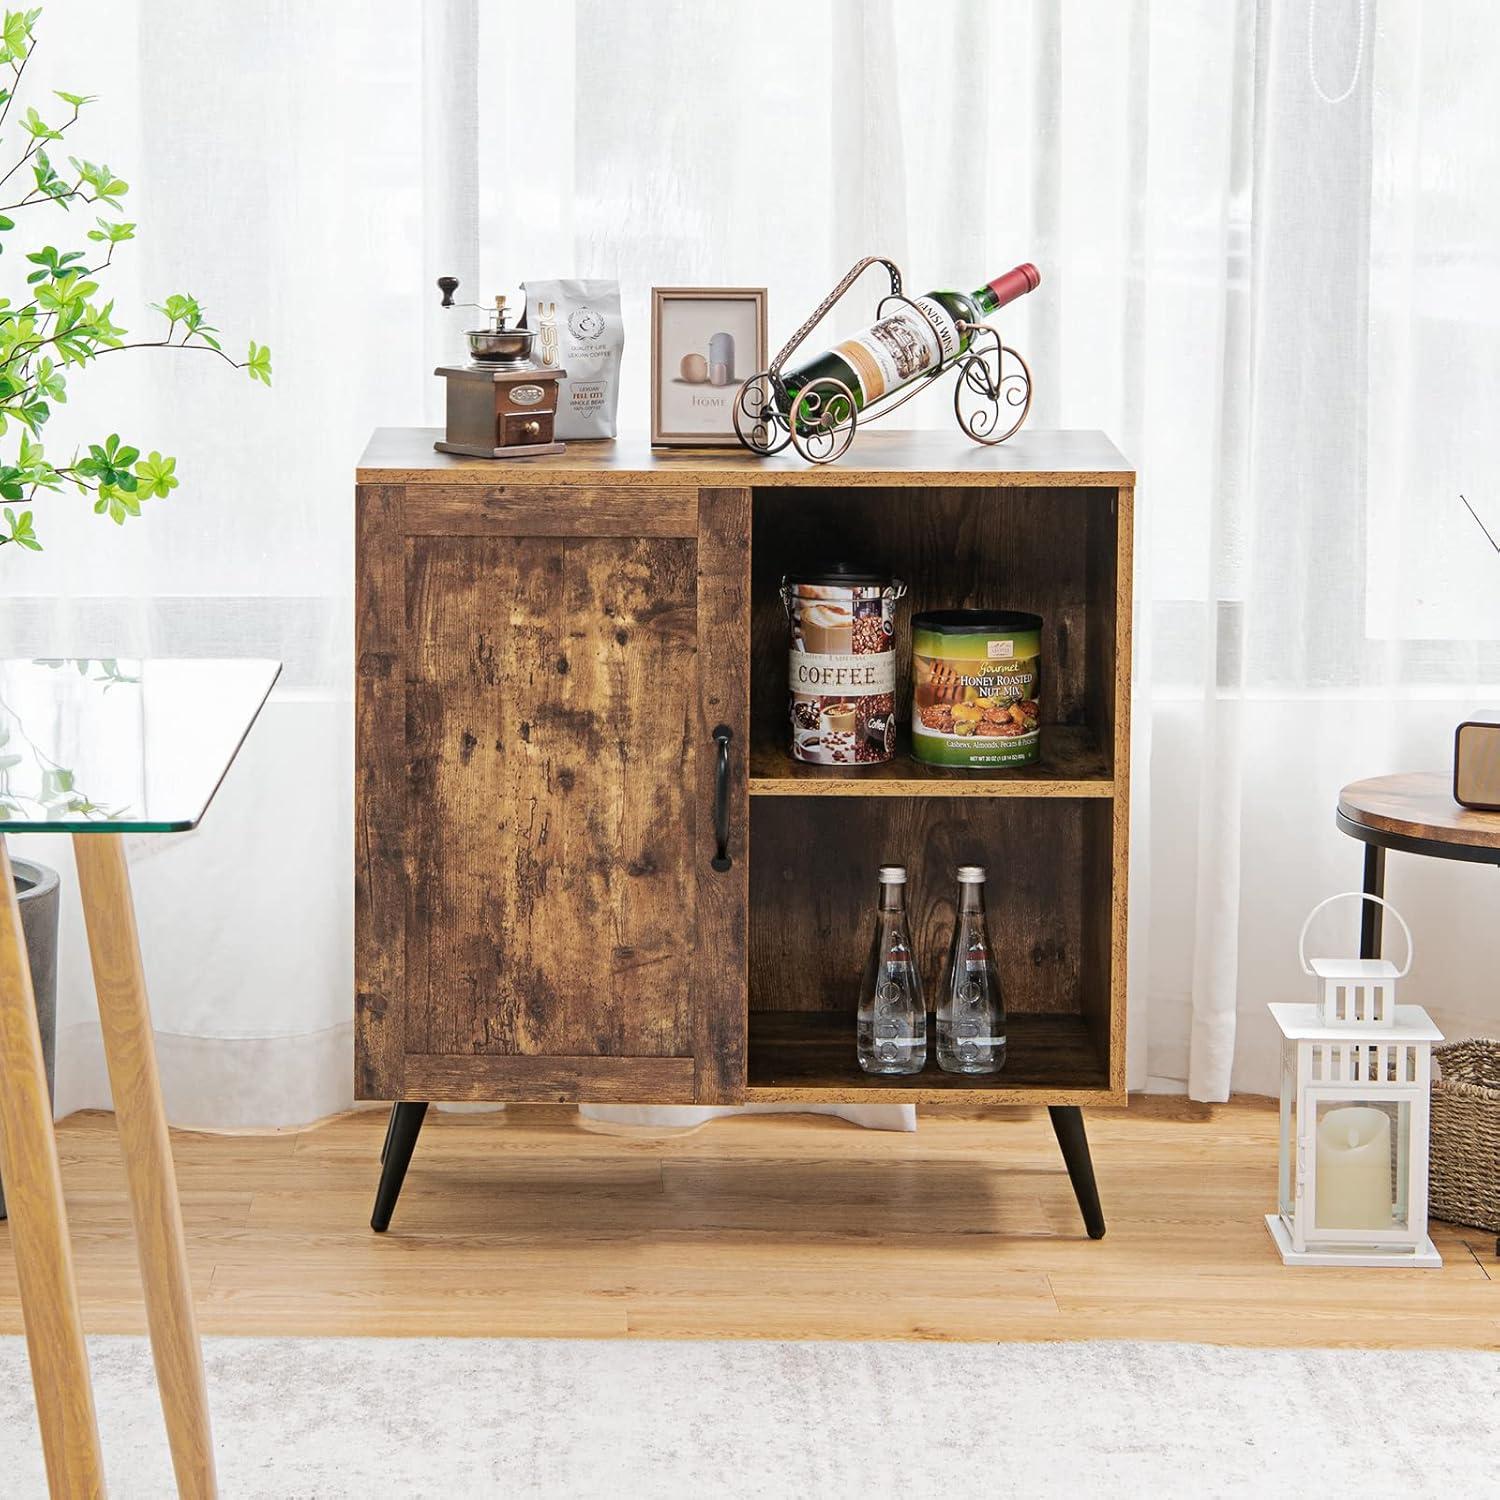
[357,426,1135,487]
[1338,772,1500,851]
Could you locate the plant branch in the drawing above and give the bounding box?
[0,160,88,212]
[0,104,80,195]
[0,31,34,133]
[91,337,249,370]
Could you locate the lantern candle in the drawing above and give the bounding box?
[1315,1105,1393,1231]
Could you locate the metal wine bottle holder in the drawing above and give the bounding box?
[733,255,1033,465]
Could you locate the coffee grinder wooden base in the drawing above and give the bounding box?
[434,363,568,461]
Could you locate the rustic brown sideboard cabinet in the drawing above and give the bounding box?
[356,428,1132,1236]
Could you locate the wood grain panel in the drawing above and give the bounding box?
[1079,800,1118,1084]
[749,486,1097,749]
[1084,485,1123,777]
[354,482,408,1099]
[404,1054,694,1103]
[1083,484,1130,1088]
[404,533,699,1066]
[405,485,697,537]
[748,797,1084,1017]
[693,488,751,1102]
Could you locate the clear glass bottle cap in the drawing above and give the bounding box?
[878,865,907,883]
[956,865,986,883]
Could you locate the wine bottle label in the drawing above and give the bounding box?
[833,297,960,403]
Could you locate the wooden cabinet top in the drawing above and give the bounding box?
[358,427,1134,488]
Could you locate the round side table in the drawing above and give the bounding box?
[1337,773,1500,956]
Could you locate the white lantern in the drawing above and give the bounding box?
[1266,894,1442,1268]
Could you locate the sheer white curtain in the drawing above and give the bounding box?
[2,0,1494,1123]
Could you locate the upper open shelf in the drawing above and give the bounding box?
[748,722,1112,797]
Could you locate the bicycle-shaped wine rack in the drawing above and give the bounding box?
[733,255,1033,465]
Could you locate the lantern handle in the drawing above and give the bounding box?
[1298,892,1413,978]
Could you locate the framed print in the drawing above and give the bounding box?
[650,286,767,446]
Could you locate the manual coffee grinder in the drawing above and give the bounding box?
[433,276,566,459]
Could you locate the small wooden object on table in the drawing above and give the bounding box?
[433,363,566,460]
[432,282,567,459]
[0,657,278,1499]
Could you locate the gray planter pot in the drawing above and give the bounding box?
[0,857,59,1221]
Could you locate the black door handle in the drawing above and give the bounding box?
[711,724,733,871]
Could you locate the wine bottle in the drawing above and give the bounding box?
[778,263,1039,422]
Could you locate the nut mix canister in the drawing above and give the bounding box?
[782,565,906,766]
[911,610,1042,769]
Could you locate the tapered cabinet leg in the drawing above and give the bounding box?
[380,1104,397,1165]
[0,837,106,1497]
[74,834,217,1499]
[1048,1105,1106,1240]
[371,1102,428,1232]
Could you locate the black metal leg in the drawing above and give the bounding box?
[379,1104,397,1165]
[371,1102,428,1232]
[1359,843,1386,959]
[1048,1105,1105,1240]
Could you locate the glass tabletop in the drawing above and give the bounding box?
[0,658,280,832]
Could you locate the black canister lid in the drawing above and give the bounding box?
[912,609,1044,633]
[783,561,892,586]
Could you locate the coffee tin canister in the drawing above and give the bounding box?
[911,609,1042,769]
[782,564,906,766]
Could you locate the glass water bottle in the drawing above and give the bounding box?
[857,865,926,1075]
[937,866,1007,1074]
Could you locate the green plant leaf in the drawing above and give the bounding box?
[151,292,198,327]
[54,90,95,109]
[32,357,64,403]
[68,157,129,208]
[31,148,68,202]
[246,340,272,385]
[0,10,32,61]
[25,245,87,283]
[1,505,39,550]
[21,106,62,142]
[133,450,177,498]
[85,217,134,245]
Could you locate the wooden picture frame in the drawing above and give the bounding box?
[650,286,767,447]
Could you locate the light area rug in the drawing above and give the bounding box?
[1,1336,1495,1498]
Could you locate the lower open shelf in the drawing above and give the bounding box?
[746,1010,1116,1105]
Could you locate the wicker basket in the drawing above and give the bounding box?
[1429,1038,1500,1234]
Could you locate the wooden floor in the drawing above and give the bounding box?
[0,1099,1495,1347]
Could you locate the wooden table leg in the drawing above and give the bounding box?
[74,835,216,1499]
[0,836,106,1497]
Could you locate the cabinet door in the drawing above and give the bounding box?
[356,483,748,1105]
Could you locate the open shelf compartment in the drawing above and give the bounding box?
[745,795,1122,1104]
[749,482,1122,799]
